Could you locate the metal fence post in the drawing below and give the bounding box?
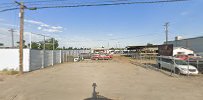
[42,36,45,68]
[30,32,32,49]
[52,38,54,66]
[187,58,190,76]
[60,50,62,63]
[66,51,67,62]
[173,58,176,75]
[170,58,173,76]
[197,59,199,72]
[63,50,65,63]
[29,33,32,71]
[160,56,162,70]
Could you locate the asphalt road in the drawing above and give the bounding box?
[0,56,203,100]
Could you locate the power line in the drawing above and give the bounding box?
[33,0,189,9]
[0,0,188,12]
[23,0,70,3]
[23,0,130,6]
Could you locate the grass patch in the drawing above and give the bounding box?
[0,69,19,75]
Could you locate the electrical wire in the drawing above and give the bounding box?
[0,0,188,12]
[23,0,130,6]
[35,0,188,9]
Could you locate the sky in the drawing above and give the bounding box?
[0,0,203,48]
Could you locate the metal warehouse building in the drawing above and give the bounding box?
[167,36,203,56]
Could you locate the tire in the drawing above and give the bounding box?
[158,63,161,69]
[175,68,180,74]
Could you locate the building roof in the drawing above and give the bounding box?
[168,36,203,42]
[126,45,159,50]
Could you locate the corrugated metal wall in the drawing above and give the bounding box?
[30,50,91,71]
[168,37,203,53]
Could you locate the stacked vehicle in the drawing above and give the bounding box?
[91,53,113,60]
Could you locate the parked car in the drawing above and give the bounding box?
[79,53,91,59]
[174,54,189,60]
[188,54,202,59]
[91,53,112,60]
[157,56,198,75]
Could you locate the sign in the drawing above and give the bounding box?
[158,44,173,56]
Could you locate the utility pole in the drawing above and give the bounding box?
[15,1,26,74]
[164,22,169,44]
[19,2,25,74]
[15,1,37,74]
[8,28,15,48]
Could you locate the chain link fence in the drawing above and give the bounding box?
[130,53,203,77]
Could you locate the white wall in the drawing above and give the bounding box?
[0,49,30,72]
[0,49,91,72]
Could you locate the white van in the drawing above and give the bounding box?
[157,56,198,75]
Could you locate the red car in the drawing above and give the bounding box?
[91,53,112,60]
[175,55,189,60]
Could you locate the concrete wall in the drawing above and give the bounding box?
[0,49,30,71]
[0,49,91,72]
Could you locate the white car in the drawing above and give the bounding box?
[157,56,198,75]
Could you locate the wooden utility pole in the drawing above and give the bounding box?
[164,22,169,44]
[19,2,25,74]
[8,28,15,47]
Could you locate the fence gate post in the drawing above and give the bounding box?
[187,58,190,76]
[42,36,45,68]
[52,38,55,66]
[197,60,199,72]
[60,50,62,63]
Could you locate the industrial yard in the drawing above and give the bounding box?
[0,55,203,100]
[1,0,203,100]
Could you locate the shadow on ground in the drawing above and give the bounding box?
[84,83,113,100]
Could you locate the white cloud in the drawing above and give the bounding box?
[180,11,190,16]
[51,26,63,29]
[24,19,43,25]
[107,33,113,36]
[42,29,62,33]
[24,19,63,33]
[0,23,18,28]
[37,27,42,30]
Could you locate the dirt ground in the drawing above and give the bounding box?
[0,55,203,100]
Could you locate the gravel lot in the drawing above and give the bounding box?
[0,55,203,100]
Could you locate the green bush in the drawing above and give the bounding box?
[0,68,19,75]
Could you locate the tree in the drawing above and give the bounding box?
[29,42,40,49]
[39,38,59,50]
[16,40,27,48]
[109,47,115,50]
[67,47,73,50]
[0,43,3,46]
[147,43,153,46]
